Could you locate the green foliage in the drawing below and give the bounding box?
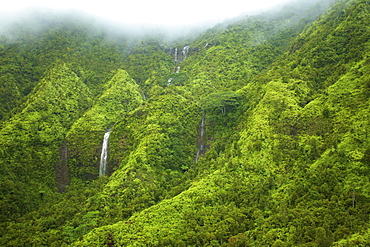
[75,170,251,246]
[93,90,200,225]
[66,69,143,180]
[0,12,128,121]
[122,40,173,87]
[0,179,106,246]
[4,0,370,246]
[0,63,92,221]
[0,73,21,121]
[202,91,241,117]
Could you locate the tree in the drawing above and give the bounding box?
[201,91,240,116]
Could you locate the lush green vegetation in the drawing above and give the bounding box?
[0,63,92,222]
[66,69,144,181]
[1,0,370,246]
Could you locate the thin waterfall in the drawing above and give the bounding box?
[99,129,111,176]
[166,46,189,86]
[174,48,178,62]
[182,45,190,60]
[200,117,205,138]
[172,46,190,63]
[195,111,206,163]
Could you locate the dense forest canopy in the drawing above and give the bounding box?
[1,0,370,246]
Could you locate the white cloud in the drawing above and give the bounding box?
[2,0,290,26]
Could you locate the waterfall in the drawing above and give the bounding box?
[195,111,206,163]
[167,46,189,86]
[200,113,205,138]
[182,45,190,60]
[99,129,111,177]
[173,46,189,63]
[174,48,178,62]
[195,150,200,163]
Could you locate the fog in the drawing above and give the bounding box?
[3,0,292,27]
[0,0,336,44]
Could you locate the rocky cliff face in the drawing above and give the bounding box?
[56,141,69,193]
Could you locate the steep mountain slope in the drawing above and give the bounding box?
[2,0,370,246]
[0,11,127,121]
[66,69,143,183]
[75,0,370,246]
[0,63,92,221]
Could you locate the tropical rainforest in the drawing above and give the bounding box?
[1,0,370,246]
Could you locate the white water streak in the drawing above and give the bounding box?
[99,130,111,176]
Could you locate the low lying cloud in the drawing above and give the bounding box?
[3,0,292,26]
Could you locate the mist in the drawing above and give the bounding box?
[0,0,337,40]
[2,0,293,26]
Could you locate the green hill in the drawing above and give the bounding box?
[1,0,370,246]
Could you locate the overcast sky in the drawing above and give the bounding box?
[2,0,291,26]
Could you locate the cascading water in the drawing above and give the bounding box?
[195,111,206,163]
[166,46,189,87]
[182,45,190,60]
[99,129,111,176]
[172,45,189,63]
[200,113,205,138]
[174,48,178,62]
